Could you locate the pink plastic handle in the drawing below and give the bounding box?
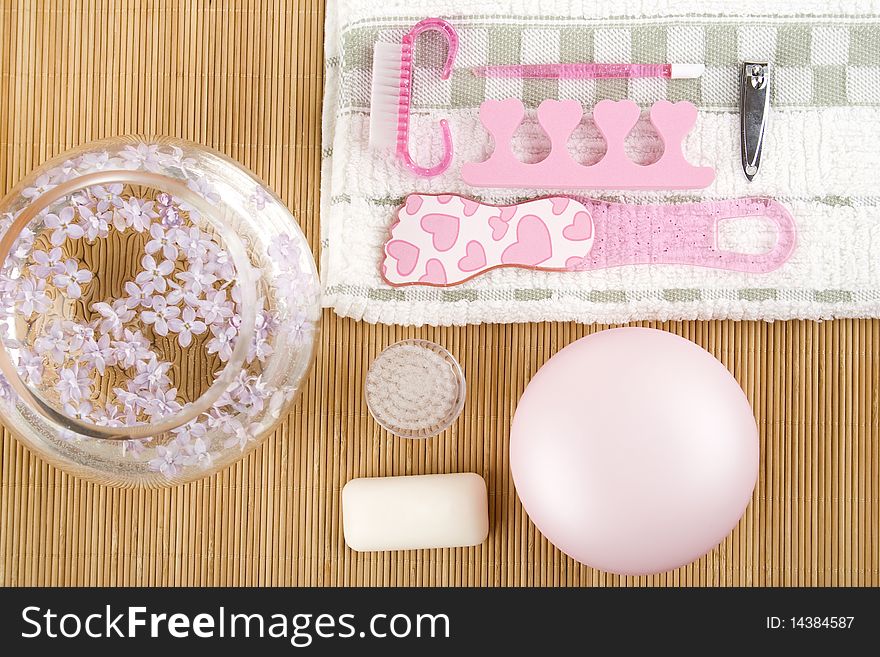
[575,197,797,272]
[397,18,458,178]
[473,63,671,79]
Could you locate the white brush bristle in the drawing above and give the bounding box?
[369,42,404,150]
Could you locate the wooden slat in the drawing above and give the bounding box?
[0,0,878,586]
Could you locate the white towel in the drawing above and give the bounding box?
[321,0,880,325]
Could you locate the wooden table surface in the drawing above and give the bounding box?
[1,0,878,586]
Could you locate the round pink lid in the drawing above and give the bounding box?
[510,328,758,576]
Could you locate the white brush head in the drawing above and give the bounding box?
[369,42,405,150]
[670,63,705,79]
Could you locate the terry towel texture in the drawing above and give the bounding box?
[321,0,880,325]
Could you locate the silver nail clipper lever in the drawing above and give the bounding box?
[740,61,770,181]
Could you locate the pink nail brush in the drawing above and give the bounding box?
[369,18,459,178]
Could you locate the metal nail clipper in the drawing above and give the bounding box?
[740,61,770,181]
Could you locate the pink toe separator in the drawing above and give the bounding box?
[398,18,458,177]
[461,98,715,189]
[381,194,797,287]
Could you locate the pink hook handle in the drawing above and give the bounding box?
[397,18,458,177]
[403,18,458,80]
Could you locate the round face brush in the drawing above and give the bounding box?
[367,18,458,178]
[364,339,465,438]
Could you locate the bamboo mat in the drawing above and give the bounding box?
[1,0,878,587]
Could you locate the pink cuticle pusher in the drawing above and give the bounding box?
[472,63,705,79]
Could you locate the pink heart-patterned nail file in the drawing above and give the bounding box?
[381,194,797,287]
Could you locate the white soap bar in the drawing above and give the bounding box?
[342,473,489,551]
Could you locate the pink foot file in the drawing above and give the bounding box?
[382,194,796,287]
[461,98,715,190]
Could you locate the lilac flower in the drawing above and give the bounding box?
[186,176,221,204]
[63,399,93,420]
[184,437,212,467]
[56,428,81,443]
[140,295,180,336]
[172,418,207,444]
[116,197,158,233]
[9,226,36,264]
[113,386,143,416]
[148,443,188,477]
[44,206,85,245]
[248,331,274,363]
[52,259,93,299]
[230,283,243,305]
[132,356,172,391]
[156,146,197,171]
[285,307,310,347]
[135,254,175,294]
[205,248,236,281]
[67,319,95,344]
[266,387,289,420]
[55,364,91,404]
[155,193,183,228]
[173,420,212,466]
[80,333,116,375]
[267,233,301,266]
[91,403,126,428]
[1,209,15,228]
[77,205,110,241]
[0,373,13,403]
[47,160,79,184]
[167,306,207,347]
[120,143,163,172]
[255,307,278,338]
[112,328,152,368]
[231,373,270,416]
[0,292,14,322]
[122,280,155,310]
[198,288,234,325]
[34,321,78,363]
[206,406,239,434]
[21,173,54,200]
[77,151,122,171]
[122,438,150,458]
[176,227,213,262]
[93,299,135,338]
[1,209,34,267]
[15,348,44,385]
[145,222,181,260]
[69,189,95,210]
[89,183,125,213]
[14,277,52,317]
[164,280,200,308]
[206,324,237,362]
[250,187,269,211]
[222,419,251,450]
[276,270,308,307]
[30,247,65,278]
[216,372,243,408]
[175,263,216,296]
[140,386,182,418]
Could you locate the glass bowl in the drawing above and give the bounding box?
[0,136,320,487]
